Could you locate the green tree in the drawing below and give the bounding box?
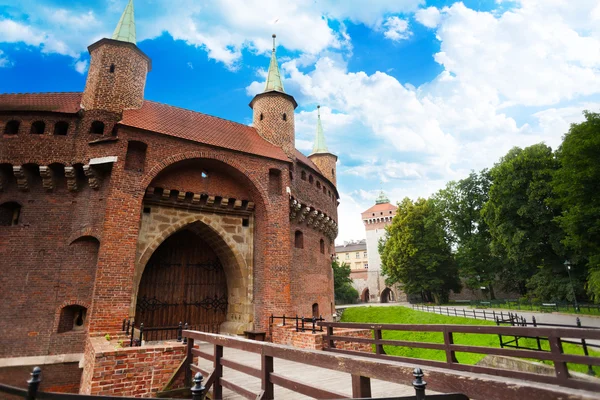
[379,198,461,304]
[553,111,600,302]
[332,260,358,304]
[482,144,566,297]
[434,171,503,299]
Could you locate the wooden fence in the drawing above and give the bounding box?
[182,330,469,400]
[320,321,600,393]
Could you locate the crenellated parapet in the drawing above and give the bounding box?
[289,196,337,241]
[144,186,255,213]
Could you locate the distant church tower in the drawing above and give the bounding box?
[81,0,151,114]
[308,106,338,185]
[361,191,406,303]
[249,35,298,158]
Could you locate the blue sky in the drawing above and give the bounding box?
[1,0,600,243]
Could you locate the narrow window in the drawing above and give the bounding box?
[269,168,282,195]
[316,181,321,189]
[332,169,335,177]
[0,202,21,226]
[90,121,105,134]
[57,305,88,333]
[54,121,69,136]
[322,186,326,194]
[242,218,250,227]
[309,175,314,184]
[294,230,304,249]
[4,120,20,135]
[320,239,325,254]
[289,171,293,181]
[109,64,115,73]
[30,121,45,134]
[260,113,264,121]
[143,207,151,214]
[301,171,306,181]
[282,113,287,121]
[124,141,147,172]
[312,303,319,318]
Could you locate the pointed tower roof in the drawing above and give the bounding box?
[264,34,284,92]
[375,190,390,204]
[112,0,136,44]
[311,105,329,154]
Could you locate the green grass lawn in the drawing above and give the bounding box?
[341,306,600,375]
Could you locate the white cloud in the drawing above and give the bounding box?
[415,6,441,28]
[0,50,12,68]
[382,16,412,42]
[74,59,88,74]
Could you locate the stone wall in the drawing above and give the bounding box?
[271,323,372,352]
[80,336,186,397]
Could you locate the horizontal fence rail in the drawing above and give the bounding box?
[412,304,526,323]
[182,330,469,400]
[319,321,600,393]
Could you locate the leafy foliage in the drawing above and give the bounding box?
[379,198,461,304]
[332,260,358,304]
[553,111,600,301]
[434,171,503,298]
[482,144,565,295]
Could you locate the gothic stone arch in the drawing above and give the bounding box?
[132,205,254,335]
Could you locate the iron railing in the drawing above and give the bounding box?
[269,314,325,333]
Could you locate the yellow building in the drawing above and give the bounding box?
[335,240,368,271]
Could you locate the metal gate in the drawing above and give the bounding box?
[135,229,227,339]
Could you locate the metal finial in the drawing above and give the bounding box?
[412,368,426,399]
[272,34,276,51]
[191,372,205,400]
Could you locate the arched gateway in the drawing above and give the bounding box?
[135,229,228,335]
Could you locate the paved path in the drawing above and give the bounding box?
[195,342,439,399]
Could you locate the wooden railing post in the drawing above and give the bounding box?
[185,337,194,386]
[326,325,335,349]
[26,366,41,400]
[443,328,458,363]
[548,335,569,382]
[374,328,385,355]
[261,351,274,400]
[351,375,371,398]
[214,344,223,399]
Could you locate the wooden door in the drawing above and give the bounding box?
[135,229,227,338]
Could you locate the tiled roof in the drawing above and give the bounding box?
[0,92,82,113]
[120,101,289,161]
[362,202,397,215]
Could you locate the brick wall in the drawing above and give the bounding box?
[308,153,337,187]
[0,362,82,398]
[80,336,186,397]
[251,92,296,158]
[271,324,372,352]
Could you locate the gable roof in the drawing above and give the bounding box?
[121,101,289,161]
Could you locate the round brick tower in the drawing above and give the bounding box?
[249,34,298,158]
[308,105,338,185]
[81,0,151,114]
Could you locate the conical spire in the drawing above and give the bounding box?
[375,190,390,204]
[264,34,285,93]
[112,0,136,44]
[311,105,329,154]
